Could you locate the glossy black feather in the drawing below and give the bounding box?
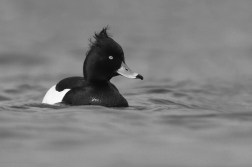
[62,82,128,107]
[56,77,86,91]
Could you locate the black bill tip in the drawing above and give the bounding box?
[136,74,144,80]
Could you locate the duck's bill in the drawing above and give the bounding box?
[116,62,143,80]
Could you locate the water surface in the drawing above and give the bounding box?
[1,79,252,167]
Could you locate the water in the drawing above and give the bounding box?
[1,80,252,167]
[2,1,252,166]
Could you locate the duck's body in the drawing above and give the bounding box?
[42,27,143,107]
[43,77,128,107]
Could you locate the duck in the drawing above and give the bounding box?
[42,27,143,107]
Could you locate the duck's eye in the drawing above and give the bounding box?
[108,56,113,60]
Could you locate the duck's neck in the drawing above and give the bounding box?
[84,71,113,83]
[86,79,110,86]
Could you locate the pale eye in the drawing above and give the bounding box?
[109,56,113,60]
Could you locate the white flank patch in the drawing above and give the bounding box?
[42,85,70,105]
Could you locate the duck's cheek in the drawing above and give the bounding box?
[104,61,120,72]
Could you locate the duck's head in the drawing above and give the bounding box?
[83,27,143,82]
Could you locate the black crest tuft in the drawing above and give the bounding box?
[89,26,111,49]
[86,26,123,58]
[94,26,110,39]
